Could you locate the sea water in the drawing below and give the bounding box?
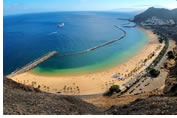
[3,12,148,75]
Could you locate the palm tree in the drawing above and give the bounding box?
[47,87,50,91]
[70,87,73,92]
[63,85,66,92]
[38,85,41,89]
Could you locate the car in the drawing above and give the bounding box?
[129,88,136,94]
[154,88,159,91]
[139,87,144,90]
[136,84,141,88]
[57,91,62,94]
[146,83,150,86]
[134,93,140,95]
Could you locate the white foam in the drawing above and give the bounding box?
[48,31,58,35]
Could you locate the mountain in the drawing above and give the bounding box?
[172,8,177,21]
[133,7,177,26]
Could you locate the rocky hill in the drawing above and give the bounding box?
[3,77,103,115]
[134,7,177,26]
[105,95,177,115]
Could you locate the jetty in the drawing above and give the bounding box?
[8,51,58,78]
[117,18,134,22]
[123,25,136,28]
[117,17,137,28]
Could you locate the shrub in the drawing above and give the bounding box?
[159,38,163,43]
[168,51,173,55]
[164,63,168,69]
[109,85,121,94]
[167,51,175,59]
[158,37,164,43]
[168,54,175,59]
[149,68,160,77]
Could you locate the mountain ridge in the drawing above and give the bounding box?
[133,7,177,25]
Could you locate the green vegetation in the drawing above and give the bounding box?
[164,62,168,69]
[167,51,175,59]
[158,37,163,43]
[104,85,121,96]
[148,31,169,70]
[37,85,41,89]
[109,85,121,94]
[149,68,160,77]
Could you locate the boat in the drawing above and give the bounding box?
[57,23,64,27]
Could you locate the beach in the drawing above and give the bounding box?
[9,27,164,95]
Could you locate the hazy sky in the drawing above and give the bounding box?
[3,0,177,15]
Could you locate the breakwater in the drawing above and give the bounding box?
[58,25,126,57]
[123,25,136,28]
[118,17,136,28]
[7,51,58,77]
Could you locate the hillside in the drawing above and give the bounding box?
[134,7,177,25]
[105,95,177,115]
[3,77,103,115]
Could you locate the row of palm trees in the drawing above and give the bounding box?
[116,50,158,79]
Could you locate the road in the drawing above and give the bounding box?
[123,40,170,95]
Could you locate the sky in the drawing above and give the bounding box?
[3,0,177,15]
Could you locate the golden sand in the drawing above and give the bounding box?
[9,27,164,95]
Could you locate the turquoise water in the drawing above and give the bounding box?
[3,12,148,75]
[32,29,148,75]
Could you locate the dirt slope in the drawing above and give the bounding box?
[3,77,103,115]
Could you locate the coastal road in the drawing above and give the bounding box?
[124,40,170,95]
[155,41,170,70]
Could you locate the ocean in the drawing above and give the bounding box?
[3,11,148,75]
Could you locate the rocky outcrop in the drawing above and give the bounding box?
[105,96,177,115]
[163,59,177,96]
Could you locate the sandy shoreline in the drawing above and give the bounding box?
[10,27,164,95]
